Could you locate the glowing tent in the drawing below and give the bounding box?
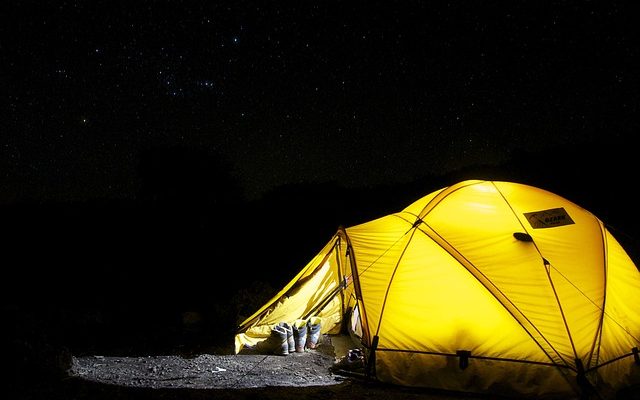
[235,180,640,398]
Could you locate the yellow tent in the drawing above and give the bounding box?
[235,180,640,398]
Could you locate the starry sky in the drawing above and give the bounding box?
[3,1,638,204]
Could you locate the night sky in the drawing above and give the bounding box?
[4,1,638,204]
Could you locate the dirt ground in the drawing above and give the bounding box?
[61,334,491,400]
[69,335,342,390]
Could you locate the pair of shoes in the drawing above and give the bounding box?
[331,348,366,375]
[269,323,290,356]
[292,317,322,352]
[257,322,295,356]
[279,322,295,354]
[306,316,322,350]
[271,322,295,356]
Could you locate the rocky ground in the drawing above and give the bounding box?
[69,335,343,390]
[13,334,497,400]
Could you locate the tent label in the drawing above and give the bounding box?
[524,207,575,229]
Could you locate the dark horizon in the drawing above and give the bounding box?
[5,138,640,308]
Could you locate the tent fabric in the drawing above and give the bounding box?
[234,180,640,398]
